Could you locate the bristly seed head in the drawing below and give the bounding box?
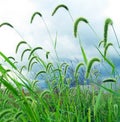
[104,18,113,47]
[30,12,42,23]
[74,17,89,38]
[52,4,69,16]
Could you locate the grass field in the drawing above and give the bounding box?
[0,4,120,122]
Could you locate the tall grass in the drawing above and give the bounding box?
[0,4,120,122]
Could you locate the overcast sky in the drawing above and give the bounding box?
[0,0,120,60]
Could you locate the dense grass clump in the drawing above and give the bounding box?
[1,4,120,122]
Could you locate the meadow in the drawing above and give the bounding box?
[0,4,120,122]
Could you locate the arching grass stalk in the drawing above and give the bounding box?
[31,12,60,62]
[73,17,89,66]
[52,4,74,22]
[104,43,113,57]
[87,107,91,122]
[52,4,69,16]
[104,18,113,47]
[85,57,100,79]
[98,19,120,60]
[74,17,89,38]
[103,18,120,59]
[51,4,79,90]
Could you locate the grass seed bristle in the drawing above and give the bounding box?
[52,4,69,16]
[30,12,42,23]
[28,47,43,60]
[86,58,100,79]
[74,17,89,37]
[102,78,116,83]
[0,22,14,28]
[104,18,113,47]
[104,43,113,57]
[16,41,27,54]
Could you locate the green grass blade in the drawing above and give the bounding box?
[93,82,120,96]
[94,88,103,116]
[0,64,7,74]
[81,46,88,65]
[0,77,19,96]
[96,47,115,73]
[54,32,58,49]
[0,52,17,70]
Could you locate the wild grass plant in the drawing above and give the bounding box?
[0,4,120,122]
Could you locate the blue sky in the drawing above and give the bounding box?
[0,0,120,60]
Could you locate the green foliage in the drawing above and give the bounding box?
[0,109,12,119]
[0,51,17,70]
[1,5,120,122]
[97,47,115,73]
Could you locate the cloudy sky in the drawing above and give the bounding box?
[0,0,120,60]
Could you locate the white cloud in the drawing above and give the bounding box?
[0,0,37,55]
[105,0,120,24]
